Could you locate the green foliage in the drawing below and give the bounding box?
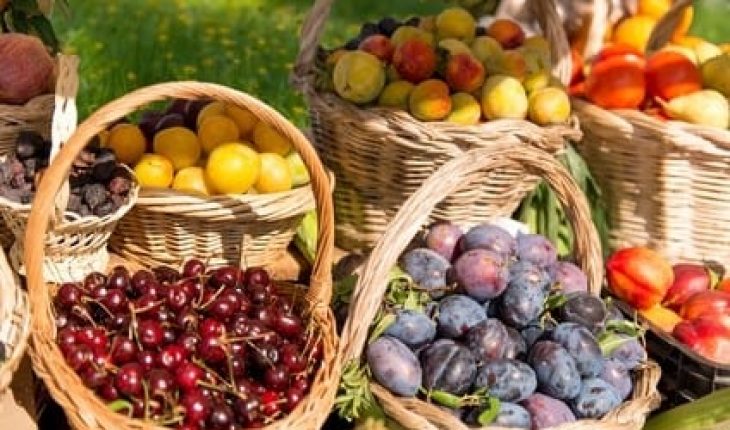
[1,0,67,52]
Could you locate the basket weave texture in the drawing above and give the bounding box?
[107,83,318,269]
[0,245,30,394]
[24,81,340,430]
[294,0,582,251]
[338,144,661,430]
[573,0,730,270]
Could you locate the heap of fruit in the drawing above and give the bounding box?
[607,247,730,364]
[349,222,645,429]
[54,261,322,428]
[0,131,134,217]
[319,7,572,126]
[99,99,310,196]
[0,33,54,105]
[570,0,730,129]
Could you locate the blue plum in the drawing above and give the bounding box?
[509,260,553,293]
[500,280,548,328]
[521,393,576,429]
[384,310,436,350]
[465,318,509,362]
[452,249,509,301]
[601,358,632,401]
[400,248,451,298]
[516,234,557,269]
[571,378,621,419]
[552,323,604,378]
[367,336,422,397]
[521,325,545,349]
[437,294,487,338]
[494,402,531,428]
[557,292,607,332]
[553,261,588,294]
[421,339,477,395]
[460,224,516,258]
[474,359,537,402]
[425,222,463,261]
[528,341,581,400]
[505,327,527,359]
[609,337,646,371]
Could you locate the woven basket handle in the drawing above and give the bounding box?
[293,0,573,88]
[646,0,693,54]
[338,143,602,364]
[24,82,335,305]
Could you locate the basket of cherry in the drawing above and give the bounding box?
[23,83,339,430]
[335,144,660,430]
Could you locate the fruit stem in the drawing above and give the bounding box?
[106,399,133,417]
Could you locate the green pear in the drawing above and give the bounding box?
[660,90,729,129]
[701,54,730,98]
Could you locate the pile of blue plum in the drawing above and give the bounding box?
[366,222,646,429]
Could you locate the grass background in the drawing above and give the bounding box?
[52,0,730,127]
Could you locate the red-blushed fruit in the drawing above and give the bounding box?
[393,39,437,84]
[359,34,395,62]
[673,316,730,364]
[486,19,525,49]
[680,290,730,321]
[663,263,713,311]
[646,51,702,100]
[594,43,645,63]
[115,363,144,397]
[718,279,730,293]
[444,53,485,93]
[176,362,205,392]
[606,247,674,310]
[585,53,646,109]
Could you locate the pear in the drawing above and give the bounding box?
[701,54,730,98]
[660,90,729,129]
[470,36,503,66]
[694,40,723,64]
[438,38,473,56]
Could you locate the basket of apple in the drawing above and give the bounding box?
[91,82,320,269]
[23,86,340,429]
[293,0,581,251]
[566,0,730,274]
[335,143,660,430]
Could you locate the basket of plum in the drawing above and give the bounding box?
[22,86,340,429]
[335,144,660,429]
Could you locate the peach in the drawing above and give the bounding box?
[528,87,571,125]
[481,75,528,120]
[409,79,452,121]
[436,7,476,43]
[393,39,437,84]
[391,25,434,48]
[378,81,415,110]
[333,51,386,104]
[446,92,481,125]
[359,35,394,63]
[445,53,485,93]
[487,19,525,49]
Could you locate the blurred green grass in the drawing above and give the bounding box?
[53,0,730,126]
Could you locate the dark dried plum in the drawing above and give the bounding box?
[93,199,116,217]
[92,149,117,182]
[82,183,108,209]
[16,131,44,160]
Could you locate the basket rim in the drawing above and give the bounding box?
[0,252,30,394]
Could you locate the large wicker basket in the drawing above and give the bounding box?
[23,81,340,429]
[338,144,661,430]
[107,83,318,269]
[0,55,140,283]
[573,0,730,271]
[0,245,30,394]
[293,0,582,251]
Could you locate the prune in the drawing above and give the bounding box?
[460,224,516,258]
[601,358,632,400]
[493,402,531,428]
[138,110,164,141]
[66,193,82,213]
[552,323,604,378]
[452,249,508,301]
[499,280,547,328]
[154,113,185,135]
[108,175,132,196]
[92,148,117,182]
[474,359,536,402]
[22,158,39,179]
[504,327,527,359]
[359,22,380,39]
[521,393,576,429]
[527,341,581,400]
[421,339,477,395]
[183,100,208,129]
[509,260,552,293]
[384,309,436,350]
[558,293,607,332]
[378,17,401,37]
[608,337,646,370]
[400,248,451,298]
[82,183,108,209]
[464,318,508,362]
[437,294,487,338]
[367,336,421,397]
[94,199,116,217]
[570,378,621,419]
[424,222,462,261]
[553,262,588,294]
[16,131,44,160]
[516,234,557,268]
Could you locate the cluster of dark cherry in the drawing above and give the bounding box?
[54,259,322,429]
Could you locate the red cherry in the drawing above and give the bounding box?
[65,344,93,371]
[138,319,164,348]
[115,362,144,397]
[177,332,200,356]
[275,313,303,338]
[183,259,206,278]
[102,288,128,313]
[246,267,269,288]
[158,344,187,369]
[176,362,205,392]
[284,387,305,412]
[148,368,174,398]
[260,390,281,417]
[110,336,138,365]
[199,335,227,364]
[199,318,224,338]
[167,284,191,311]
[137,350,157,372]
[56,283,82,309]
[181,389,211,425]
[281,344,307,373]
[97,380,119,401]
[264,364,290,391]
[57,327,78,355]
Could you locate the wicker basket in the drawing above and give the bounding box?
[293,0,582,251]
[573,0,730,271]
[0,55,140,283]
[0,245,30,394]
[338,144,661,430]
[23,81,341,429]
[106,82,318,269]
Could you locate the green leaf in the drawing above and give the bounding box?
[428,390,463,409]
[336,361,384,421]
[333,274,358,306]
[598,332,634,356]
[368,313,396,344]
[29,14,59,52]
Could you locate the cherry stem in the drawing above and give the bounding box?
[71,305,98,328]
[198,283,227,310]
[82,297,115,319]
